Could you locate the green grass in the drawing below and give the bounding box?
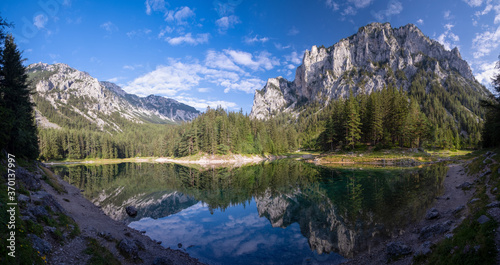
[40,167,66,194]
[84,238,121,265]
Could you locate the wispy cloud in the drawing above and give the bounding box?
[216,15,241,33]
[436,23,460,51]
[244,35,269,44]
[165,6,196,24]
[287,26,299,36]
[126,29,152,38]
[472,25,500,58]
[100,21,118,33]
[225,49,280,71]
[349,0,373,8]
[34,14,48,29]
[325,0,340,11]
[417,19,424,25]
[463,0,484,7]
[284,51,302,65]
[145,0,166,15]
[372,0,403,21]
[444,10,453,20]
[474,60,498,85]
[164,33,210,45]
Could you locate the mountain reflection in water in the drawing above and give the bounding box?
[53,160,447,264]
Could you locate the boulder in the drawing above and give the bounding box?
[456,182,472,190]
[477,215,490,224]
[414,241,432,256]
[486,201,500,208]
[117,239,140,260]
[425,208,440,220]
[452,205,465,214]
[125,206,137,217]
[386,241,412,261]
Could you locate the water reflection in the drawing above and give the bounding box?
[53,160,447,263]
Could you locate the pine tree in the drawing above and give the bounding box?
[344,89,361,149]
[0,34,39,159]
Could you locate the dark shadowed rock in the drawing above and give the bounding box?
[98,231,115,241]
[125,206,137,217]
[118,239,140,260]
[414,241,433,256]
[17,167,41,191]
[419,221,453,239]
[456,181,472,190]
[425,208,440,220]
[386,241,412,261]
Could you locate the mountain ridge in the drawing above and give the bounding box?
[28,62,199,131]
[250,22,488,121]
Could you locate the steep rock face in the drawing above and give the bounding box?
[250,22,485,119]
[28,63,199,131]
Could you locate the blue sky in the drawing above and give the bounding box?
[2,0,500,113]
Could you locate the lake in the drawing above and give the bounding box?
[52,160,448,265]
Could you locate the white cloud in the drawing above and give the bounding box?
[205,50,243,72]
[244,35,269,44]
[100,21,118,33]
[34,14,48,29]
[165,6,195,24]
[436,24,460,51]
[342,6,357,16]
[472,25,500,58]
[222,78,265,93]
[417,19,424,25]
[372,0,403,21]
[463,0,484,7]
[349,0,373,8]
[325,0,340,11]
[474,61,498,85]
[225,49,279,71]
[215,15,241,32]
[127,29,152,38]
[165,33,210,45]
[285,51,302,65]
[145,0,166,15]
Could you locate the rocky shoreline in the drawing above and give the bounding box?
[8,161,205,265]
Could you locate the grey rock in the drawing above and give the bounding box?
[18,194,30,203]
[386,241,412,260]
[125,206,137,217]
[117,239,140,260]
[419,221,453,239]
[479,169,492,177]
[452,205,465,214]
[28,234,52,254]
[17,167,41,191]
[152,257,174,265]
[486,201,500,208]
[98,231,114,241]
[414,241,432,256]
[44,226,57,234]
[30,205,50,218]
[469,198,480,204]
[456,181,473,189]
[134,240,145,250]
[445,233,454,239]
[178,243,183,248]
[425,208,440,220]
[477,215,490,224]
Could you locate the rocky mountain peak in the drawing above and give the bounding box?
[250,22,479,120]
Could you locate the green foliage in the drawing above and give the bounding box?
[84,238,121,265]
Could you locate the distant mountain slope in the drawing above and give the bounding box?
[28,63,199,131]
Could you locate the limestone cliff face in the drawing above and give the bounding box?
[28,63,199,131]
[250,22,483,119]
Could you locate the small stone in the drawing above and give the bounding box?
[118,239,140,260]
[456,181,473,190]
[28,234,52,254]
[178,243,182,248]
[477,215,490,224]
[18,194,30,202]
[414,241,432,256]
[125,206,138,217]
[386,241,412,260]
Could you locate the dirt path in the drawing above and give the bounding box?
[344,163,476,264]
[42,167,205,265]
